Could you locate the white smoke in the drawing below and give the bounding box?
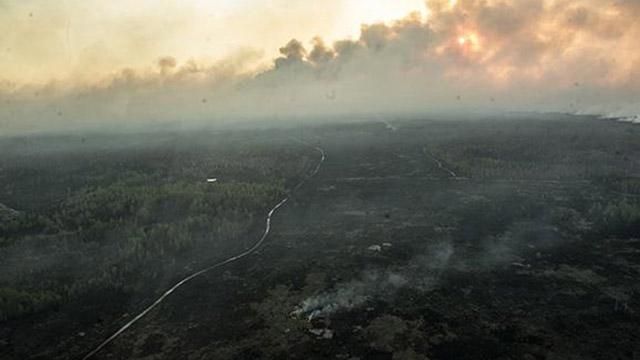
[292,270,409,321]
[2,0,640,134]
[293,242,454,320]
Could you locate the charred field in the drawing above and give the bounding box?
[1,114,640,360]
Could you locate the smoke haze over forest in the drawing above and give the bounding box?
[1,0,639,134]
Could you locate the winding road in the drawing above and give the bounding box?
[379,120,459,180]
[423,147,459,179]
[82,142,326,360]
[0,202,19,216]
[381,119,397,132]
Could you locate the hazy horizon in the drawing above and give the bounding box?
[1,0,639,134]
[2,4,640,358]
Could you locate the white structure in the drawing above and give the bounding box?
[367,245,382,252]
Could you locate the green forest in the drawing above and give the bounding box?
[0,133,314,322]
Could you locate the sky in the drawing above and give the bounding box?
[1,0,639,133]
[0,0,426,85]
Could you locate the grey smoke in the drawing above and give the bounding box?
[293,215,566,320]
[2,0,640,134]
[293,242,453,320]
[292,270,408,321]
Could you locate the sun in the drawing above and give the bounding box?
[456,33,482,51]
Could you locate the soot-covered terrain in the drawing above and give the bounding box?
[1,114,640,359]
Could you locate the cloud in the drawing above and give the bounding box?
[275,39,308,69]
[157,56,178,75]
[1,0,640,134]
[249,0,640,116]
[308,37,335,65]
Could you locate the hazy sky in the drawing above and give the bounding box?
[0,0,425,85]
[1,0,639,133]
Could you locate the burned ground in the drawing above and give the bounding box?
[1,115,640,359]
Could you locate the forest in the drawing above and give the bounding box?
[0,131,315,322]
[1,115,640,359]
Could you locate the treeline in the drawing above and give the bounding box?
[434,145,632,181]
[426,118,639,181]
[0,180,285,321]
[589,199,640,239]
[597,176,640,195]
[0,135,318,322]
[0,288,61,321]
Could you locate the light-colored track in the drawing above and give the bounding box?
[423,147,458,179]
[82,143,326,360]
[0,202,20,215]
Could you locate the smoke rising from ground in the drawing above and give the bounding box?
[293,242,454,320]
[1,0,640,134]
[293,215,566,320]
